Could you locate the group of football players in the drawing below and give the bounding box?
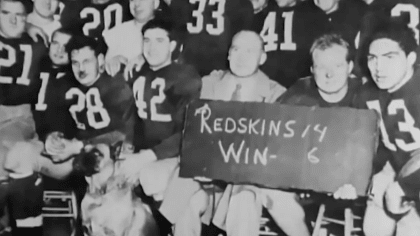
[0,0,419,235]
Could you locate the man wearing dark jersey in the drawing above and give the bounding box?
[358,20,420,236]
[170,0,254,76]
[0,0,46,234]
[119,19,202,227]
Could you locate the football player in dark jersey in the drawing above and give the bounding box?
[279,33,363,107]
[119,19,202,229]
[0,0,47,234]
[253,0,328,88]
[170,0,254,76]
[5,27,78,181]
[64,35,136,144]
[358,20,420,236]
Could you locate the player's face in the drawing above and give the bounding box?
[143,28,175,70]
[49,32,71,66]
[71,47,104,86]
[367,38,415,91]
[314,0,339,13]
[228,34,265,77]
[312,45,352,94]
[0,1,26,39]
[275,0,297,8]
[130,0,157,23]
[33,0,58,19]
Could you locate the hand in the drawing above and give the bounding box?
[119,150,157,184]
[45,133,83,163]
[123,55,145,81]
[332,184,357,200]
[44,131,66,155]
[27,24,48,47]
[105,55,128,76]
[385,181,413,215]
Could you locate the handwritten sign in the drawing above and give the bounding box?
[180,100,379,195]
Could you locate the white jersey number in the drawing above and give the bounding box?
[367,99,420,152]
[0,42,32,85]
[187,0,225,35]
[260,11,296,52]
[80,3,123,36]
[133,77,172,122]
[35,72,66,111]
[391,3,420,44]
[66,87,111,130]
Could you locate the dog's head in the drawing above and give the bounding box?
[73,141,123,177]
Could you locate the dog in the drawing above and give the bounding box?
[73,142,158,236]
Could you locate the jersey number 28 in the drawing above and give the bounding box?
[66,87,111,130]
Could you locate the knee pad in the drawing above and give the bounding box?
[7,174,43,221]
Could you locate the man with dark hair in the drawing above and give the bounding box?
[358,20,420,236]
[119,18,202,232]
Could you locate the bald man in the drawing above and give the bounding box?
[173,31,287,236]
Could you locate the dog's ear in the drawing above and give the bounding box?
[110,141,124,161]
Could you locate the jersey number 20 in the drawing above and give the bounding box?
[80,3,123,36]
[66,87,111,130]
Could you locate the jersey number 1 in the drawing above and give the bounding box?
[66,87,111,130]
[80,3,123,36]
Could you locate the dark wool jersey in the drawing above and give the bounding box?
[131,63,201,159]
[0,34,47,106]
[61,0,132,39]
[65,72,136,144]
[315,0,367,49]
[31,61,78,141]
[277,75,363,108]
[254,1,327,88]
[171,0,254,76]
[356,69,420,177]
